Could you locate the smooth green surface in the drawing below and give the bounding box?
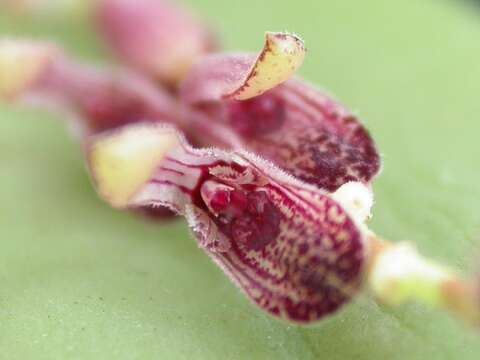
[1,0,480,359]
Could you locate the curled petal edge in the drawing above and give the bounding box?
[181,31,306,104]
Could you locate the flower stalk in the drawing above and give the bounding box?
[367,235,480,325]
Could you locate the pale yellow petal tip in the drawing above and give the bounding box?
[89,124,180,209]
[0,39,56,99]
[232,31,306,100]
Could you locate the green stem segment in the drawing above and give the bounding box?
[367,236,480,325]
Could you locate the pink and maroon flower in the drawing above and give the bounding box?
[88,123,367,323]
[3,0,480,328]
[0,4,380,324]
[180,33,380,192]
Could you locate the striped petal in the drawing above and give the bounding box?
[181,49,380,191]
[88,123,367,323]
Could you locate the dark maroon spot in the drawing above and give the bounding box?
[298,243,309,255]
[203,185,281,251]
[310,147,348,185]
[227,94,285,138]
[298,256,328,291]
[229,191,281,250]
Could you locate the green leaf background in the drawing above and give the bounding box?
[1,0,480,358]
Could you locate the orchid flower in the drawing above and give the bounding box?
[1,5,480,326]
[92,0,381,192]
[0,33,379,211]
[87,123,368,323]
[86,122,480,325]
[0,39,370,323]
[179,32,380,192]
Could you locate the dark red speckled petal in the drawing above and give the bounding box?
[89,123,366,323]
[181,62,380,191]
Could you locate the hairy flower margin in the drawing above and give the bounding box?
[1,0,480,326]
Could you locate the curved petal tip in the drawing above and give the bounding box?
[181,31,306,104]
[229,32,306,100]
[0,39,56,99]
[88,124,180,209]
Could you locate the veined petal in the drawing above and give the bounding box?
[181,67,381,191]
[88,123,366,323]
[181,32,305,103]
[96,0,216,86]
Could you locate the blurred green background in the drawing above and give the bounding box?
[1,0,480,359]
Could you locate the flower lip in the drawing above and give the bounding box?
[86,122,366,323]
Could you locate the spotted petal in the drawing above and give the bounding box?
[180,34,380,192]
[88,123,367,323]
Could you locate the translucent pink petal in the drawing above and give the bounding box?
[89,123,366,323]
[96,0,216,86]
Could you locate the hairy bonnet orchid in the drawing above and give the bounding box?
[1,1,480,327]
[88,123,367,323]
